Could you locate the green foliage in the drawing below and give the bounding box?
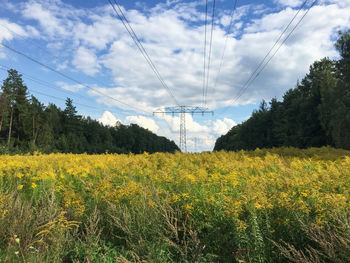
[215,30,350,151]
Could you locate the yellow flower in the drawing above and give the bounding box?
[31,182,37,189]
[16,173,24,178]
[17,185,23,190]
[1,209,8,217]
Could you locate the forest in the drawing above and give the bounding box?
[0,71,179,154]
[215,30,350,151]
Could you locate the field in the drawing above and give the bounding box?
[0,147,349,262]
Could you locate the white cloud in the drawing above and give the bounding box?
[155,112,236,151]
[56,81,85,92]
[0,19,29,58]
[332,0,350,8]
[87,1,349,111]
[0,19,27,40]
[21,1,68,37]
[157,112,210,133]
[5,0,349,113]
[125,115,159,133]
[12,0,350,112]
[56,60,69,71]
[98,111,121,126]
[24,25,40,37]
[72,16,122,51]
[274,0,304,7]
[72,47,100,76]
[211,118,237,135]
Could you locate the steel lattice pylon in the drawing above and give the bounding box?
[154,106,213,152]
[179,108,186,152]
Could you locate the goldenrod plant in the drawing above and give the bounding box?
[0,147,349,262]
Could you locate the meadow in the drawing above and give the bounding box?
[0,147,349,262]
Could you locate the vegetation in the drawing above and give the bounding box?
[214,30,350,151]
[0,71,179,154]
[0,147,349,262]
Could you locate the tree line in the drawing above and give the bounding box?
[0,70,179,154]
[214,30,350,151]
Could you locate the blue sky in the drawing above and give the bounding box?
[0,0,349,151]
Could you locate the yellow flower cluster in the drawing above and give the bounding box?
[0,147,349,227]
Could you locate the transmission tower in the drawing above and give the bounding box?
[154,106,213,152]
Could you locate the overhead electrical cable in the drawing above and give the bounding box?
[0,66,109,111]
[0,65,176,139]
[204,0,216,106]
[0,65,177,140]
[211,0,238,104]
[28,89,103,110]
[0,19,178,139]
[0,41,151,115]
[108,0,180,106]
[231,0,317,104]
[0,64,96,103]
[230,0,309,105]
[0,23,120,90]
[213,0,317,119]
[202,0,208,106]
[26,87,173,139]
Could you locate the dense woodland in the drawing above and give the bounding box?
[215,31,350,151]
[0,71,179,154]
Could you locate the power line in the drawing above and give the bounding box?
[108,0,180,106]
[0,40,179,144]
[28,89,103,110]
[0,13,180,142]
[0,59,179,144]
[112,0,180,106]
[204,0,216,106]
[211,0,238,105]
[231,0,317,105]
[0,22,124,91]
[0,41,151,114]
[202,0,208,106]
[27,87,174,140]
[0,64,96,103]
[0,65,177,141]
[0,65,117,111]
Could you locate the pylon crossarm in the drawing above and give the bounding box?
[153,105,214,153]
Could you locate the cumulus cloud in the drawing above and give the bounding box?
[155,113,236,150]
[56,60,69,71]
[11,0,350,111]
[98,111,121,126]
[56,81,85,92]
[274,0,305,8]
[79,1,350,111]
[0,19,27,40]
[72,47,100,76]
[21,1,68,37]
[125,115,159,133]
[211,118,237,135]
[0,19,29,58]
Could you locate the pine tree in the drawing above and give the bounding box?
[1,69,29,147]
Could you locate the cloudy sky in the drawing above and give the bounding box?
[0,0,349,151]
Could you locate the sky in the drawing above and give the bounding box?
[0,0,349,152]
